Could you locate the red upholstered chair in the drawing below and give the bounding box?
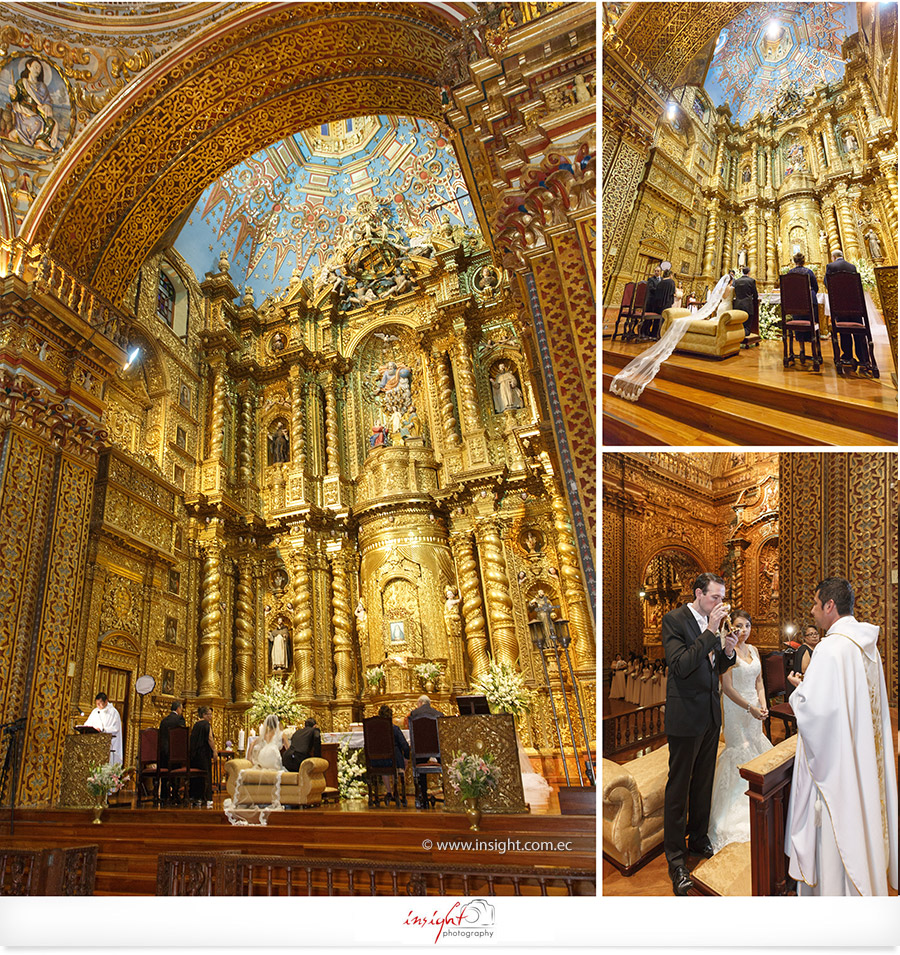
[409,716,443,809]
[137,728,162,807]
[826,270,879,378]
[761,651,796,742]
[621,282,649,342]
[610,281,635,342]
[779,272,822,371]
[166,726,206,805]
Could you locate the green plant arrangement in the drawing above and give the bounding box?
[471,659,532,716]
[86,762,126,801]
[413,661,443,685]
[757,299,783,340]
[245,676,308,728]
[365,666,385,688]
[337,740,367,800]
[447,751,502,800]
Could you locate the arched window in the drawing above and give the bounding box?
[157,272,175,327]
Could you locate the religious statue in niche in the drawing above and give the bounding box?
[528,589,558,641]
[842,129,859,153]
[0,57,70,160]
[737,247,747,268]
[474,264,501,295]
[741,167,751,184]
[354,599,367,632]
[268,419,290,464]
[490,362,524,413]
[271,567,288,592]
[389,620,406,644]
[371,359,419,441]
[270,331,287,354]
[268,617,290,670]
[521,527,544,555]
[865,230,883,260]
[783,135,808,177]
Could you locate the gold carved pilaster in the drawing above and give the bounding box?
[836,190,861,260]
[475,519,518,666]
[764,212,776,282]
[289,548,315,696]
[234,557,255,703]
[451,337,489,468]
[209,359,226,460]
[878,151,898,224]
[450,531,489,678]
[237,386,254,487]
[329,546,354,700]
[324,374,339,476]
[198,540,223,697]
[702,201,718,278]
[289,372,307,476]
[433,348,461,450]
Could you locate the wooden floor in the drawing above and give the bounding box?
[1,793,595,896]
[602,331,897,447]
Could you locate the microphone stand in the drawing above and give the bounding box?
[528,622,570,786]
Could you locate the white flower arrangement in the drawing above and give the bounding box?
[413,661,442,685]
[337,740,367,800]
[86,762,126,800]
[471,660,532,716]
[245,677,308,727]
[365,666,385,687]
[850,257,876,291]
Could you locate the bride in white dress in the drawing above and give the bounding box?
[253,714,284,770]
[610,273,733,401]
[708,610,773,852]
[225,713,284,827]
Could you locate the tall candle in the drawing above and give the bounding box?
[238,728,245,750]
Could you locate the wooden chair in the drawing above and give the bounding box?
[826,270,879,378]
[362,717,406,808]
[166,726,206,805]
[409,716,442,809]
[610,281,635,342]
[779,272,822,371]
[137,728,162,807]
[761,652,796,741]
[621,281,649,341]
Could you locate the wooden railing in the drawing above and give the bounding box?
[0,844,98,895]
[602,703,665,756]
[740,735,797,896]
[157,851,595,897]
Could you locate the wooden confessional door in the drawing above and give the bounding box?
[97,665,130,758]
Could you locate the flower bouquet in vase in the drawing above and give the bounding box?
[86,762,126,823]
[366,666,385,694]
[413,661,443,694]
[447,751,502,830]
[471,660,532,717]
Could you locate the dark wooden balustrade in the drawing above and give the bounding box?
[0,844,98,895]
[157,851,595,897]
[602,703,665,756]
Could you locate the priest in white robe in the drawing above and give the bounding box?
[785,577,898,896]
[83,692,123,765]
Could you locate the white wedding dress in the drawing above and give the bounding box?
[708,645,773,852]
[610,275,732,401]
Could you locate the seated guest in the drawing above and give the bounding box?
[733,266,758,337]
[824,250,863,368]
[159,700,186,804]
[409,695,442,808]
[785,252,818,343]
[371,703,410,799]
[189,705,215,808]
[282,717,321,772]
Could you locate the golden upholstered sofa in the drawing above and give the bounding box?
[224,757,329,808]
[659,307,747,359]
[603,740,725,875]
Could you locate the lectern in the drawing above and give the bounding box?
[58,733,112,808]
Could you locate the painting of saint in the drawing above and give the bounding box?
[389,620,405,643]
[0,57,71,159]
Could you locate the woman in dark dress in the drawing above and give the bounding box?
[189,705,215,807]
[371,703,410,803]
[794,624,821,676]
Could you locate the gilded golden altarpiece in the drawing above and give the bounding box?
[603,452,898,706]
[603,3,898,306]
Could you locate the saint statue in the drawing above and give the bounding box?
[268,422,290,464]
[528,589,557,642]
[269,624,289,670]
[843,130,858,153]
[443,585,462,638]
[737,247,747,268]
[865,230,883,260]
[354,599,367,631]
[490,363,524,413]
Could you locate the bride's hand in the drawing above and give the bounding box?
[748,704,764,720]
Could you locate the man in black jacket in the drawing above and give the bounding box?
[642,267,676,339]
[282,717,322,772]
[159,700,186,804]
[785,252,819,345]
[662,572,739,895]
[733,266,758,337]
[824,250,862,367]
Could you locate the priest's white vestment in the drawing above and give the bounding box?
[786,616,898,895]
[84,703,123,765]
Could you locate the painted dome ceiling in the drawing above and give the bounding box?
[174,115,477,302]
[705,2,854,125]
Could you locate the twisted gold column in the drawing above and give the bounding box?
[325,375,339,475]
[546,478,595,670]
[329,549,354,700]
[238,390,253,485]
[475,520,517,666]
[824,113,842,168]
[721,218,732,274]
[450,532,490,678]
[434,349,460,448]
[878,152,898,224]
[836,193,861,259]
[860,76,882,134]
[452,339,481,434]
[199,544,223,696]
[812,128,827,176]
[210,363,226,459]
[747,207,758,276]
[823,202,841,257]
[290,550,314,694]
[764,145,773,190]
[234,558,254,702]
[702,201,718,277]
[290,375,306,471]
[765,213,776,282]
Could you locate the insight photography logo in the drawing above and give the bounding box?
[403,898,496,943]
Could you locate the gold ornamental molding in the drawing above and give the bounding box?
[22,2,462,304]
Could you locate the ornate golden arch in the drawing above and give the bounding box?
[23,3,463,303]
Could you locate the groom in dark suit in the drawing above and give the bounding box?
[733,266,758,338]
[662,572,738,894]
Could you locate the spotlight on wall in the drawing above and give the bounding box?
[123,347,141,371]
[638,590,647,598]
[766,19,781,39]
[784,623,795,636]
[666,102,677,119]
